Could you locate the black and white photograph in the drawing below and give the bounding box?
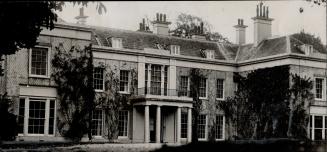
[0,1,326,151]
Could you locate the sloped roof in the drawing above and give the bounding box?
[90,26,231,60]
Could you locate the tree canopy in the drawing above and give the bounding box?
[292,31,326,53]
[171,13,232,44]
[0,1,106,56]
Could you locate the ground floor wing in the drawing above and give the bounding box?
[15,97,226,143]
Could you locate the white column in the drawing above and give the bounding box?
[44,99,50,135]
[144,105,150,143]
[323,116,326,140]
[137,56,145,95]
[187,108,192,143]
[132,106,137,142]
[156,106,161,143]
[24,98,29,136]
[176,107,181,143]
[147,64,151,94]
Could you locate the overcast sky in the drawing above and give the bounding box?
[56,1,326,44]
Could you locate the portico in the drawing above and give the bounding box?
[133,100,192,143]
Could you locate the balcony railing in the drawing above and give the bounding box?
[136,87,192,97]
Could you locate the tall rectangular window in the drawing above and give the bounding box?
[118,110,129,137]
[198,114,207,139]
[91,109,103,136]
[199,78,207,98]
[111,37,123,48]
[179,76,189,97]
[181,112,188,138]
[119,70,129,93]
[150,65,161,95]
[94,67,104,91]
[145,64,148,94]
[314,116,323,140]
[315,78,323,99]
[48,100,55,135]
[28,100,46,134]
[215,115,224,139]
[164,66,168,96]
[30,47,48,76]
[216,79,224,99]
[18,98,25,134]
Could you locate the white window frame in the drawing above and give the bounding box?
[28,46,51,78]
[198,114,208,141]
[215,115,225,141]
[170,45,180,55]
[216,79,225,100]
[91,109,104,138]
[310,114,327,140]
[118,110,129,138]
[199,78,208,100]
[111,37,123,49]
[119,70,130,94]
[94,67,105,92]
[180,111,188,139]
[315,77,325,101]
[18,97,56,137]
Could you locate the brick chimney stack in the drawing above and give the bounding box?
[75,7,88,25]
[152,13,171,36]
[138,18,152,33]
[233,19,248,45]
[191,22,206,41]
[252,2,273,46]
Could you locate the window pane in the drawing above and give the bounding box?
[31,48,48,76]
[48,100,55,135]
[91,109,103,136]
[197,114,206,139]
[199,78,207,98]
[118,111,128,137]
[315,129,322,140]
[150,65,161,95]
[93,68,104,91]
[215,115,223,139]
[179,76,188,97]
[315,78,323,99]
[216,79,224,99]
[120,70,129,92]
[315,116,323,128]
[181,112,188,138]
[28,100,46,134]
[18,98,25,134]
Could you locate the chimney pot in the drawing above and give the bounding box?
[256,5,259,17]
[139,23,143,31]
[200,22,204,34]
[163,14,166,22]
[156,13,159,21]
[266,7,269,18]
[263,6,266,17]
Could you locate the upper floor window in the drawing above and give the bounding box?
[151,65,162,95]
[315,78,325,100]
[94,67,104,91]
[179,76,189,97]
[199,78,207,98]
[111,37,123,48]
[119,70,129,93]
[216,79,224,100]
[29,47,49,77]
[170,45,180,55]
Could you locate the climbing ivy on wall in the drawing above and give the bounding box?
[52,44,95,141]
[96,64,137,142]
[217,65,313,140]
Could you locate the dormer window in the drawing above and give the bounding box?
[300,44,313,55]
[111,37,123,48]
[170,45,180,55]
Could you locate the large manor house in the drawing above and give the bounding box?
[4,3,327,143]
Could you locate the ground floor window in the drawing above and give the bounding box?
[310,115,327,140]
[215,115,224,140]
[181,112,188,138]
[198,114,207,140]
[18,97,56,135]
[91,109,103,136]
[118,110,129,137]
